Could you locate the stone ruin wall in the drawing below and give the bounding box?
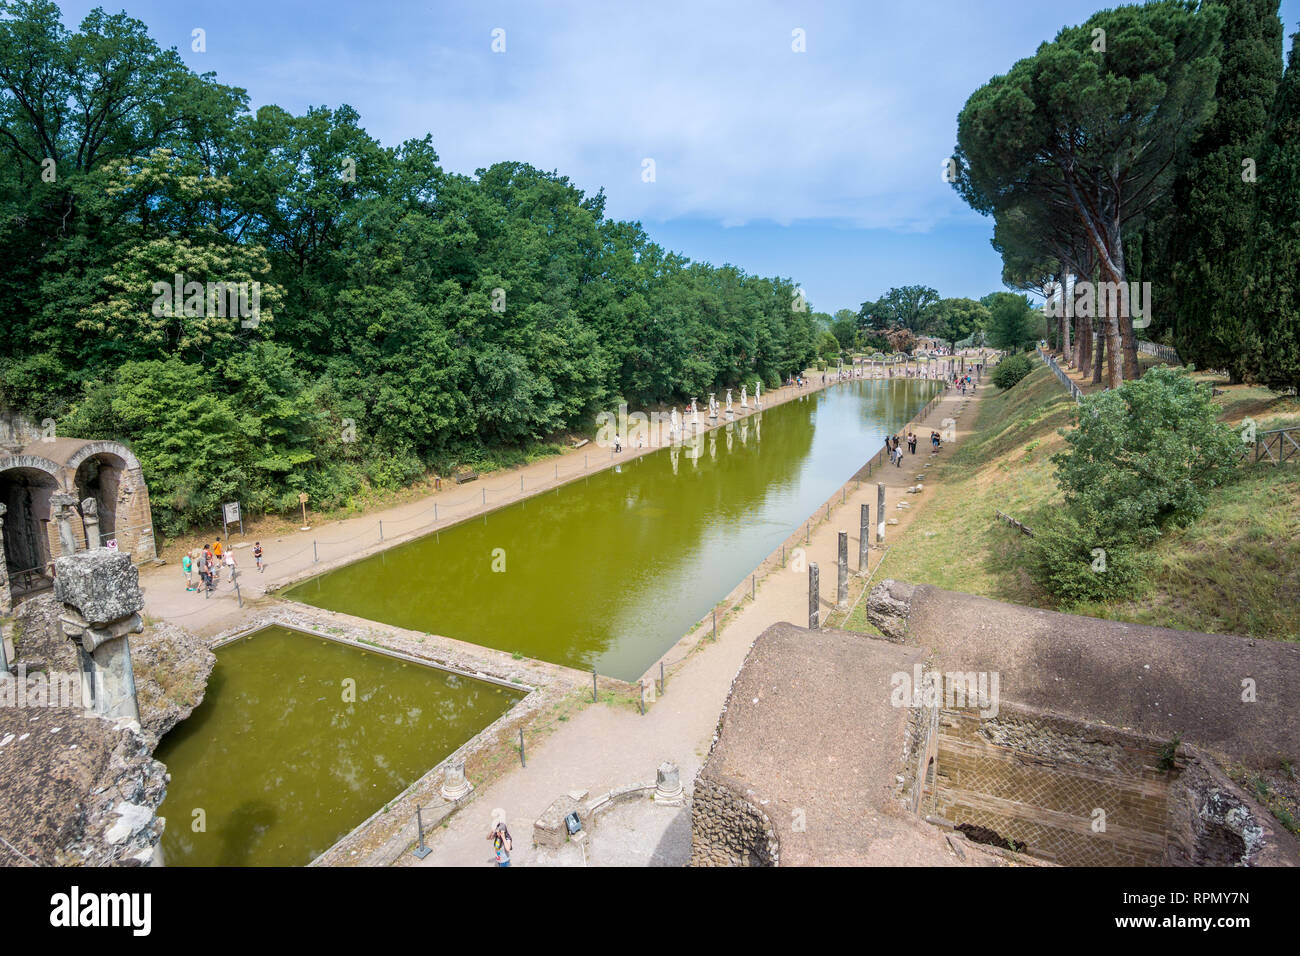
[689,774,779,867]
[932,705,1292,867]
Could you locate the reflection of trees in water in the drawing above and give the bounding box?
[217,801,278,866]
[290,381,939,673]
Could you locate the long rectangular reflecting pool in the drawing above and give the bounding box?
[155,625,524,866]
[284,379,940,680]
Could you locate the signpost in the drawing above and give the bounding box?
[222,501,243,538]
[299,492,310,531]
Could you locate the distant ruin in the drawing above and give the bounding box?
[0,408,156,613]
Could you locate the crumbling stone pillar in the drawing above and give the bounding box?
[654,761,684,806]
[81,497,101,550]
[440,758,472,801]
[51,493,80,556]
[54,550,143,722]
[0,502,10,615]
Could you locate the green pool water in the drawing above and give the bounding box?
[285,379,940,680]
[155,625,523,866]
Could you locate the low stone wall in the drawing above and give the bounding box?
[689,774,778,867]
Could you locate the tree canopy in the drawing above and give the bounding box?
[0,0,822,533]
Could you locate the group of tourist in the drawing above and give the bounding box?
[181,538,264,593]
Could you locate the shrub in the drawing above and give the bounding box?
[1026,510,1151,604]
[991,354,1033,390]
[1052,366,1242,532]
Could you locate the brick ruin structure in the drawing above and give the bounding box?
[0,411,156,614]
[691,582,1300,867]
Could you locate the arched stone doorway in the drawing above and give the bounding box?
[63,441,153,560]
[73,452,127,548]
[0,456,64,605]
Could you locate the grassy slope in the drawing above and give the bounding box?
[855,363,1300,642]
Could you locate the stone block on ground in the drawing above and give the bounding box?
[534,793,585,848]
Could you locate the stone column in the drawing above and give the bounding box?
[51,493,80,556]
[654,761,684,806]
[859,503,870,571]
[0,503,10,615]
[54,550,143,723]
[808,562,820,630]
[440,758,472,801]
[876,483,886,543]
[837,531,849,606]
[81,497,101,551]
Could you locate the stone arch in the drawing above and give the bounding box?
[63,443,153,561]
[62,440,143,477]
[0,455,66,606]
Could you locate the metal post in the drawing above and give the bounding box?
[412,805,432,859]
[519,727,526,768]
[639,682,645,715]
[314,540,318,563]
[482,487,486,506]
[877,482,887,543]
[808,563,820,630]
[660,660,665,696]
[434,503,438,521]
[751,573,755,599]
[712,608,717,640]
[592,667,598,702]
[379,520,383,541]
[860,504,870,570]
[781,544,785,567]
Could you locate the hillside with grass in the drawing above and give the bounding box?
[860,363,1300,642]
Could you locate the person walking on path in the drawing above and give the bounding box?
[182,551,194,592]
[225,548,237,583]
[253,541,264,573]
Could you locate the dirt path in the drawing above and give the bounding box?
[407,376,988,866]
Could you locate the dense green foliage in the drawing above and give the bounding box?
[1159,0,1284,382]
[990,354,1033,391]
[0,1,821,534]
[983,293,1041,353]
[1029,367,1242,601]
[1244,30,1300,393]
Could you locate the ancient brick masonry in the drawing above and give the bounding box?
[0,433,156,613]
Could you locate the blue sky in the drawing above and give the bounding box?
[58,0,1300,314]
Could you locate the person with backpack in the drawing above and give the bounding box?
[253,542,264,573]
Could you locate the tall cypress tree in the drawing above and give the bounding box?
[1245,30,1300,394]
[1167,0,1283,381]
